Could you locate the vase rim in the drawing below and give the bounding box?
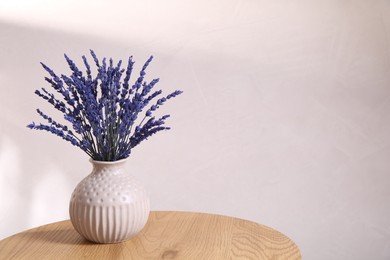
[89,158,129,165]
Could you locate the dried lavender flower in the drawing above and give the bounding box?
[27,50,183,161]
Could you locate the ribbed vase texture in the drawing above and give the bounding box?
[69,159,150,243]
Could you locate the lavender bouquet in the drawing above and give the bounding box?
[27,50,182,161]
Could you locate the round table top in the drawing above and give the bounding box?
[0,211,301,259]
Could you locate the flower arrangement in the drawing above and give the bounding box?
[27,50,182,161]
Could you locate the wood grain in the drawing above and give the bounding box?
[0,211,301,259]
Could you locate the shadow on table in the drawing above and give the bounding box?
[21,228,93,246]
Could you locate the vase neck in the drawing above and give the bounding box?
[90,158,128,175]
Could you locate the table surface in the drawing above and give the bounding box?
[0,211,301,259]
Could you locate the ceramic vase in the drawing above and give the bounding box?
[69,158,150,243]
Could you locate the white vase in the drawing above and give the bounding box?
[69,158,150,243]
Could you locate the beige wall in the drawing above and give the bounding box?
[1,1,390,259]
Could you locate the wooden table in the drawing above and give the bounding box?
[0,211,301,259]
